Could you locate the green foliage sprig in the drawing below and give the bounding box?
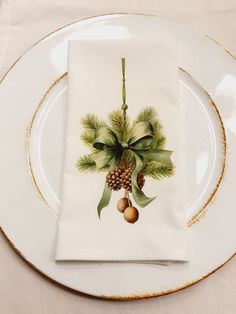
[77,106,174,179]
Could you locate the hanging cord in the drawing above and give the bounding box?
[121,58,131,202]
[121,58,128,121]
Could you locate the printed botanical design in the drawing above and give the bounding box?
[76,58,174,223]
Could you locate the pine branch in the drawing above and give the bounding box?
[143,161,174,180]
[135,106,157,123]
[76,154,96,172]
[151,120,166,149]
[108,109,130,141]
[155,134,166,148]
[76,154,109,172]
[80,130,95,147]
[81,113,106,131]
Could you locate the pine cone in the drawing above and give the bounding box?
[106,165,125,191]
[121,166,133,192]
[121,165,145,192]
[137,171,145,190]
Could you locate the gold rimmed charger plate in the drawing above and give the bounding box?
[0,14,235,299]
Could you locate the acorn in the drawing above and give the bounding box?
[124,206,139,223]
[117,197,131,213]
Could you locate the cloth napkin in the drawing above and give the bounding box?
[55,38,188,262]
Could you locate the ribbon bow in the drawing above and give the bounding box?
[92,121,172,217]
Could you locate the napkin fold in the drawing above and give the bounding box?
[55,39,189,262]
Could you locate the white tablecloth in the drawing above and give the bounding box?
[0,0,235,313]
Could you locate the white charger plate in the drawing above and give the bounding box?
[0,14,235,299]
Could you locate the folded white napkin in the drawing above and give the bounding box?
[55,39,189,262]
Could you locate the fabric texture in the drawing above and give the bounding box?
[0,1,236,313]
[56,39,188,262]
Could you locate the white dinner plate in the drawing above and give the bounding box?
[0,14,235,299]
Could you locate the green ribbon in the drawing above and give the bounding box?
[92,121,172,217]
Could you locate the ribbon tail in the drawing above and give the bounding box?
[97,182,112,218]
[131,155,156,208]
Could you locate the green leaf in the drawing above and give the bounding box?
[108,109,130,142]
[143,161,174,180]
[76,154,96,172]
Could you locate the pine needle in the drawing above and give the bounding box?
[80,130,95,147]
[143,161,174,180]
[81,113,106,130]
[151,120,166,149]
[155,135,166,148]
[108,109,130,141]
[76,154,96,172]
[135,106,157,123]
